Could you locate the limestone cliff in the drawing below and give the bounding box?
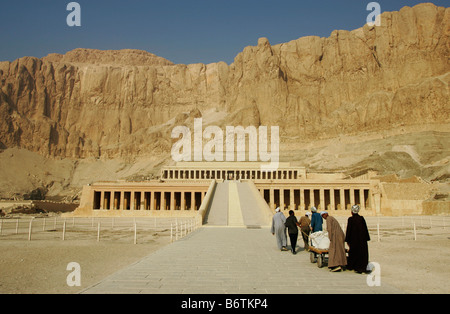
[0,3,449,199]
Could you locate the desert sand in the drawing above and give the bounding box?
[0,215,448,294]
[0,217,172,294]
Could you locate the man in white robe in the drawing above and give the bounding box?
[271,207,287,251]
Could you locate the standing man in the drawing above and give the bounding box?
[310,206,323,232]
[271,207,288,251]
[345,205,371,273]
[285,210,300,254]
[299,212,311,250]
[321,211,347,272]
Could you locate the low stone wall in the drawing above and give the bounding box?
[422,200,450,215]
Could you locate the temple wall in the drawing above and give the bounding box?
[67,163,444,217]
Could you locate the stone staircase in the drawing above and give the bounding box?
[205,181,272,227]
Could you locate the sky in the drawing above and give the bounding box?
[0,0,448,65]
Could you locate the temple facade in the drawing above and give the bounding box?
[69,162,436,219]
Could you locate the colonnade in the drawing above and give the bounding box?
[162,168,306,181]
[259,186,372,212]
[93,189,207,211]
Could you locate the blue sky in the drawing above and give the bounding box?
[0,0,448,65]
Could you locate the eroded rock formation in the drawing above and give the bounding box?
[1,3,448,161]
[0,3,449,201]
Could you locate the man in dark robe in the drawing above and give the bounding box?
[285,210,300,254]
[321,211,347,272]
[345,205,371,273]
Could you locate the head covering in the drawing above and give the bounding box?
[320,211,328,216]
[311,206,317,213]
[351,205,360,214]
[305,212,311,217]
[275,207,280,212]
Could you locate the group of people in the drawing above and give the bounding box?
[271,205,370,273]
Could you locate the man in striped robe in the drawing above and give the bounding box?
[321,211,347,272]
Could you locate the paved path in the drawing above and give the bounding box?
[81,227,403,294]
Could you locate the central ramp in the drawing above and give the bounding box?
[205,181,271,227]
[204,181,229,226]
[81,227,403,294]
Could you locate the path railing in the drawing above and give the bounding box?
[0,216,202,244]
[333,215,449,242]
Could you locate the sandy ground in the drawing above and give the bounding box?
[0,240,169,294]
[0,216,449,294]
[0,217,173,294]
[369,238,449,294]
[363,218,450,294]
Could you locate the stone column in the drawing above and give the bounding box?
[130,191,135,210]
[150,191,155,210]
[290,189,295,210]
[350,188,355,207]
[141,191,146,210]
[310,189,315,209]
[360,189,366,210]
[100,191,105,210]
[181,191,186,210]
[280,189,284,210]
[113,192,119,210]
[270,189,275,210]
[141,191,149,210]
[319,188,325,211]
[110,192,114,210]
[191,191,195,210]
[170,191,175,210]
[330,189,336,211]
[161,192,166,211]
[340,189,345,210]
[120,191,124,210]
[300,188,305,211]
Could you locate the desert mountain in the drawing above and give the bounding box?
[0,3,448,200]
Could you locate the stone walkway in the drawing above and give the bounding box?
[81,226,403,294]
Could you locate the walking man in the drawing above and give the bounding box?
[271,207,287,251]
[299,212,311,250]
[285,210,300,254]
[345,205,371,273]
[321,211,347,272]
[310,206,323,232]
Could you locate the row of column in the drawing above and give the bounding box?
[261,187,371,211]
[94,190,206,211]
[163,169,304,180]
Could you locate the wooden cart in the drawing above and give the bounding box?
[309,246,348,268]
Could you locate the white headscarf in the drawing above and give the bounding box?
[351,205,360,214]
[311,206,317,213]
[275,207,280,212]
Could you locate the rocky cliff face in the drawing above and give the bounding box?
[0,3,448,165]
